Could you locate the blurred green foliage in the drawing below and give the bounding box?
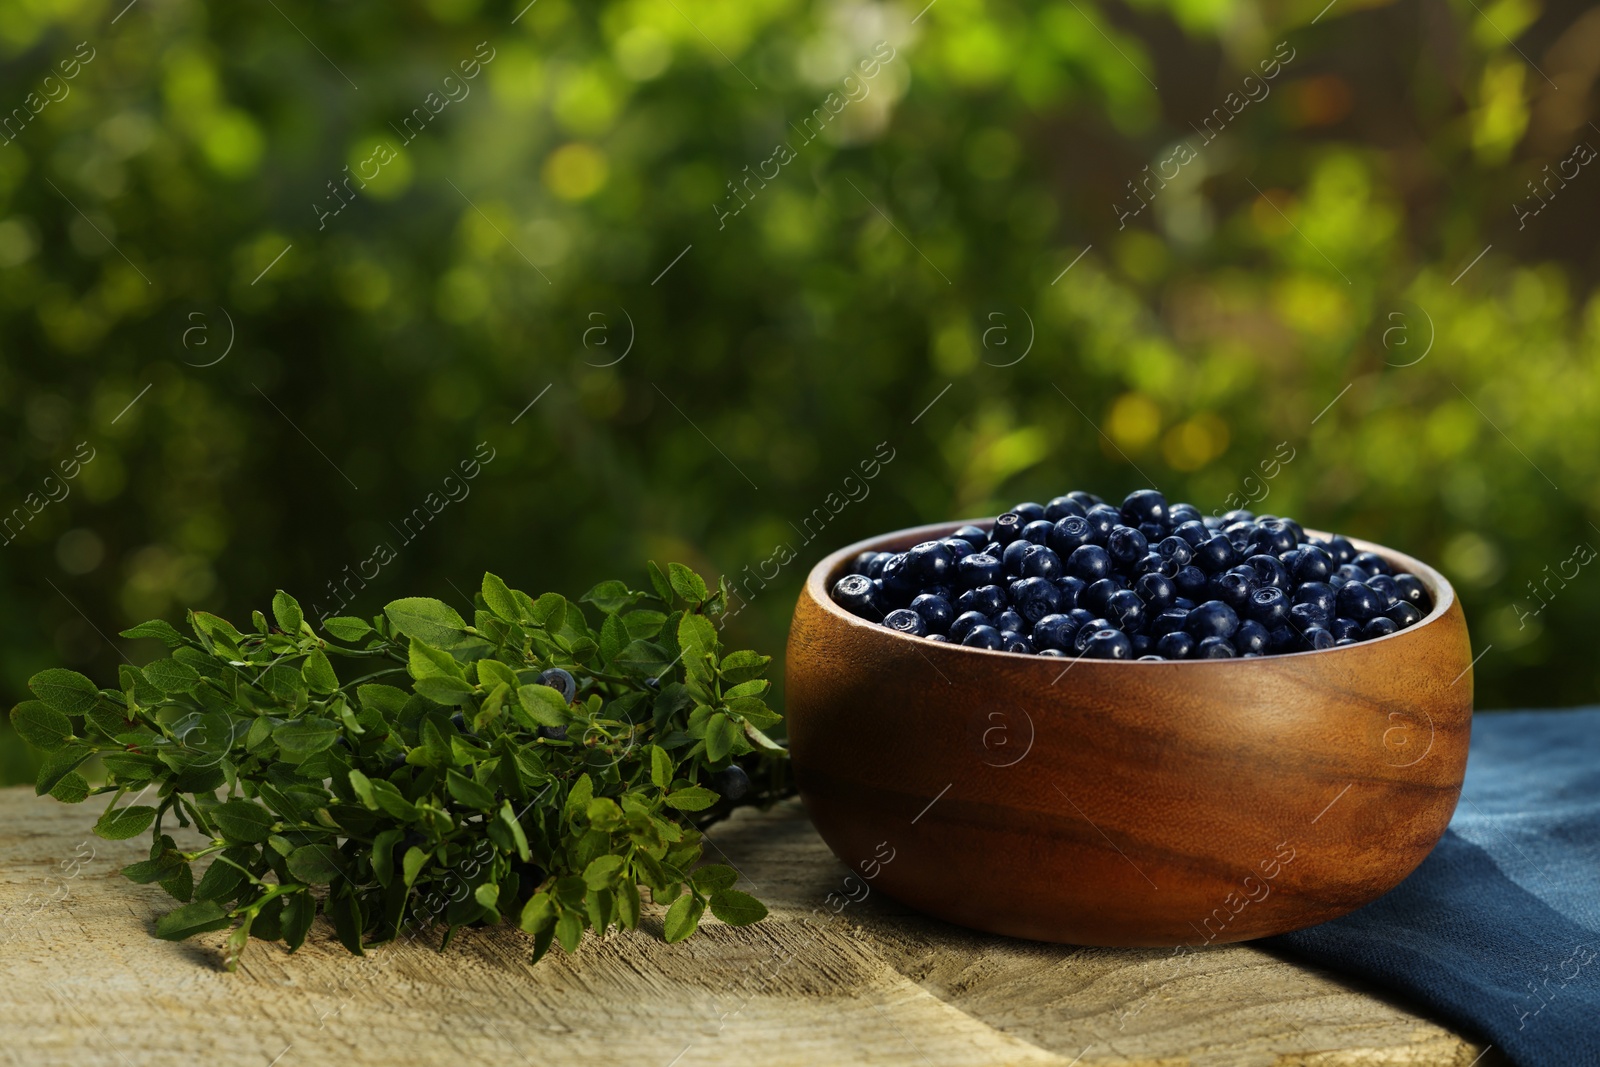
[3,0,1599,783]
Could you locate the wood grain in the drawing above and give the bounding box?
[786,521,1475,947]
[0,787,1499,1066]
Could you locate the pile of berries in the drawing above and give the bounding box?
[830,490,1433,660]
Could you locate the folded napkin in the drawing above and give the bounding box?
[1267,708,1600,1067]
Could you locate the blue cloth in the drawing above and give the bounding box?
[1267,708,1600,1066]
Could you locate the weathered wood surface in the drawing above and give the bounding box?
[0,787,1497,1067]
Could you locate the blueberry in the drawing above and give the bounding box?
[1120,489,1169,528]
[1223,522,1256,550]
[1208,570,1253,611]
[1138,522,1166,542]
[1067,490,1102,508]
[1032,614,1079,651]
[957,552,1003,589]
[1277,549,1302,577]
[911,593,954,634]
[958,584,1007,617]
[1293,545,1333,584]
[1254,520,1297,556]
[1130,633,1153,657]
[1303,626,1335,651]
[1083,578,1119,618]
[927,633,951,642]
[906,540,953,585]
[712,764,751,800]
[1335,563,1370,586]
[1353,551,1391,577]
[1000,631,1035,654]
[1052,576,1087,610]
[1048,515,1094,556]
[1082,629,1133,659]
[941,537,977,562]
[864,552,892,579]
[450,711,468,731]
[884,608,928,637]
[1106,590,1145,632]
[1387,601,1423,628]
[1134,572,1175,613]
[1190,534,1235,575]
[1150,609,1190,636]
[1393,574,1431,609]
[1173,565,1208,600]
[1156,631,1195,659]
[1173,520,1211,547]
[1172,597,1197,611]
[1221,509,1255,526]
[1002,538,1034,577]
[1234,620,1270,655]
[981,541,1005,557]
[832,574,882,618]
[1293,581,1336,616]
[952,525,990,547]
[1289,601,1330,633]
[1154,537,1192,569]
[1245,586,1289,628]
[539,724,569,740]
[1106,525,1149,566]
[879,553,919,603]
[1020,545,1064,580]
[1011,577,1062,623]
[1011,502,1047,524]
[1073,618,1115,653]
[1169,503,1204,526]
[1083,505,1121,543]
[644,676,661,690]
[1039,648,1068,657]
[538,667,577,703]
[949,610,989,643]
[1366,574,1400,607]
[848,550,878,577]
[1336,581,1383,623]
[1362,616,1399,640]
[961,625,1004,650]
[1187,600,1240,639]
[1133,552,1180,579]
[1330,617,1360,641]
[992,512,1026,545]
[1244,554,1290,590]
[1196,636,1236,658]
[1021,519,1055,545]
[1067,544,1113,582]
[994,608,1026,634]
[1045,496,1087,521]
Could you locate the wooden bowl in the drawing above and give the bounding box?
[785,520,1473,947]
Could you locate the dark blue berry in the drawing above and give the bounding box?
[538,668,577,703]
[1173,520,1211,547]
[1082,628,1133,659]
[1032,614,1079,651]
[994,608,1026,634]
[927,633,951,642]
[1012,502,1047,523]
[1334,563,1370,587]
[1253,520,1297,556]
[1083,505,1120,543]
[1120,489,1169,528]
[961,625,1004,649]
[1330,617,1360,641]
[848,551,878,576]
[1208,570,1253,611]
[1045,496,1087,521]
[1221,509,1255,526]
[992,512,1025,545]
[1073,618,1115,653]
[1048,515,1094,556]
[957,584,1007,617]
[712,764,751,800]
[1000,631,1034,654]
[1234,620,1270,655]
[1134,572,1175,612]
[884,608,927,637]
[879,553,918,602]
[1106,525,1149,565]
[1020,545,1063,580]
[952,525,990,547]
[1067,490,1102,508]
[1293,545,1333,584]
[956,552,1002,589]
[1156,631,1195,659]
[1244,554,1290,590]
[1172,596,1197,611]
[1156,536,1194,567]
[949,611,989,643]
[1083,578,1119,618]
[1362,616,1399,640]
[1303,626,1335,651]
[941,537,977,562]
[1336,581,1382,623]
[1289,601,1330,633]
[911,593,954,634]
[1196,636,1236,658]
[906,541,953,585]
[1150,609,1190,636]
[1387,601,1423,628]
[1173,565,1208,600]
[1293,581,1336,615]
[1366,574,1400,607]
[1130,633,1153,657]
[1067,544,1113,581]
[1001,538,1033,576]
[1133,552,1180,579]
[539,724,569,740]
[1187,600,1240,639]
[863,552,892,579]
[1393,573,1430,609]
[1169,503,1203,526]
[1052,576,1087,610]
[1039,647,1068,657]
[1353,551,1391,577]
[1020,519,1054,545]
[1011,577,1062,623]
[1245,586,1289,628]
[1106,589,1145,632]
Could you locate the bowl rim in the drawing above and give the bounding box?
[802,518,1459,665]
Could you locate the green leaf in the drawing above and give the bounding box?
[498,801,531,862]
[481,572,523,620]
[705,713,738,762]
[357,683,410,717]
[520,891,555,934]
[402,846,429,887]
[663,893,704,943]
[650,745,673,790]
[385,597,470,648]
[517,684,570,727]
[678,613,717,684]
[10,700,74,750]
[667,563,709,604]
[708,888,768,927]
[581,579,637,613]
[718,649,771,684]
[691,865,738,893]
[646,561,674,603]
[213,800,275,843]
[154,900,231,941]
[123,851,185,884]
[414,675,476,705]
[664,785,718,812]
[143,657,202,694]
[563,773,595,826]
[94,804,157,840]
[599,612,629,663]
[35,745,93,796]
[369,779,420,821]
[583,854,625,890]
[120,619,187,648]
[48,771,89,803]
[347,768,377,810]
[195,855,247,902]
[322,616,373,642]
[28,669,100,715]
[408,638,465,680]
[446,769,496,809]
[287,843,344,884]
[272,718,339,761]
[616,882,642,930]
[282,892,315,952]
[272,590,305,634]
[301,649,339,693]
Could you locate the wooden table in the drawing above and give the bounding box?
[0,787,1498,1066]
